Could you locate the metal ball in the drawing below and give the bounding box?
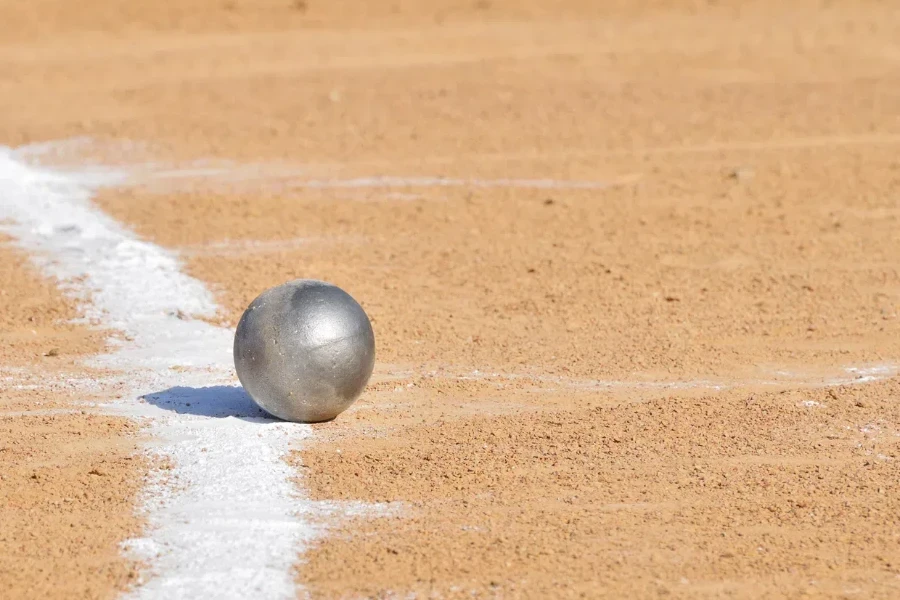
[233,279,375,423]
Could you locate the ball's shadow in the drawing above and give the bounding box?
[141,385,278,422]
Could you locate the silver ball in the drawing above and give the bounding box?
[233,279,375,423]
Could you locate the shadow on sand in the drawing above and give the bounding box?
[141,385,277,422]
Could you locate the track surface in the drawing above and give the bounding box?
[2,1,900,598]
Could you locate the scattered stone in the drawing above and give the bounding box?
[728,167,755,182]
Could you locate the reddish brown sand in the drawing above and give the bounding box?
[2,0,900,598]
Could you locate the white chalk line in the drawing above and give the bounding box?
[0,142,381,600]
[18,137,636,197]
[139,168,630,192]
[380,363,899,394]
[176,235,365,259]
[133,165,637,198]
[15,361,899,409]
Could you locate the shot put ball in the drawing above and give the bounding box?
[233,279,375,423]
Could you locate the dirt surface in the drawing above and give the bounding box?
[300,380,900,598]
[0,412,147,600]
[2,0,900,598]
[0,243,146,599]
[0,237,106,372]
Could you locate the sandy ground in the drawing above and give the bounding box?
[300,380,900,598]
[2,0,900,598]
[0,236,107,371]
[0,242,146,599]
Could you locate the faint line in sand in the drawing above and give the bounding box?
[388,362,899,394]
[312,133,900,169]
[176,235,365,258]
